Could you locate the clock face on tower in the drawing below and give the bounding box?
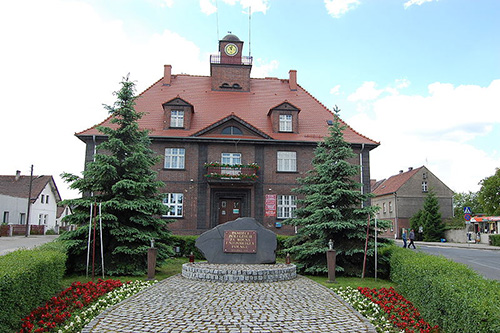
[224,43,238,56]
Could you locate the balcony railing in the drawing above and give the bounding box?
[204,163,259,181]
[210,54,253,66]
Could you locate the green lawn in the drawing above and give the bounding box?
[305,275,397,289]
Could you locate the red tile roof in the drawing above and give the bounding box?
[371,167,423,196]
[0,175,61,202]
[77,74,379,146]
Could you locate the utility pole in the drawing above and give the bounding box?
[25,165,33,237]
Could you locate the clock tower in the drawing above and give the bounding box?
[210,34,252,92]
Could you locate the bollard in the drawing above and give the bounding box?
[147,247,158,280]
[286,253,291,265]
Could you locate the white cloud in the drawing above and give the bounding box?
[161,0,174,7]
[404,0,436,9]
[347,79,500,193]
[324,0,360,18]
[251,59,279,77]
[200,0,217,15]
[348,81,384,102]
[0,0,208,199]
[330,85,341,95]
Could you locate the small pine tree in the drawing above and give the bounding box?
[284,106,387,276]
[60,75,173,276]
[421,190,445,241]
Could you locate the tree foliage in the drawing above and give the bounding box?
[410,190,445,241]
[478,168,500,216]
[60,75,173,276]
[284,106,390,276]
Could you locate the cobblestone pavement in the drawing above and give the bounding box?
[83,275,375,333]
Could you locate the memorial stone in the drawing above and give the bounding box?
[195,217,277,264]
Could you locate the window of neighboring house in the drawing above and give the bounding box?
[422,181,428,192]
[38,214,43,225]
[40,194,44,204]
[164,148,185,169]
[2,211,9,223]
[279,114,293,132]
[389,201,393,213]
[19,213,26,224]
[221,126,243,135]
[277,195,297,219]
[46,195,49,204]
[44,214,48,224]
[383,203,387,214]
[163,193,183,217]
[170,110,184,128]
[221,153,242,176]
[277,151,297,172]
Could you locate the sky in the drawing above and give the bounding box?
[1,0,499,200]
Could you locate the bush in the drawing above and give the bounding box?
[390,247,500,332]
[0,244,67,332]
[170,235,205,259]
[276,235,292,257]
[489,234,500,246]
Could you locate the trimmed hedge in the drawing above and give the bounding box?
[390,247,500,332]
[489,234,500,246]
[0,242,67,332]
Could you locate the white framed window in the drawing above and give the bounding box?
[422,181,428,192]
[164,148,185,169]
[3,211,9,224]
[46,196,49,204]
[389,201,393,213]
[19,213,26,224]
[221,153,241,176]
[163,193,184,217]
[277,151,297,172]
[277,195,297,219]
[170,110,184,128]
[383,203,387,214]
[279,114,293,132]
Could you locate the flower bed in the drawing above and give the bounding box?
[19,279,155,333]
[334,286,439,333]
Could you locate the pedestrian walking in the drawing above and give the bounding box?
[408,229,416,249]
[402,229,407,248]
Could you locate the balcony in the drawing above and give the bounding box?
[210,54,253,66]
[204,163,259,182]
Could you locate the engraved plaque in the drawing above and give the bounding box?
[223,230,257,253]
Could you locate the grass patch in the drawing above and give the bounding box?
[306,275,397,289]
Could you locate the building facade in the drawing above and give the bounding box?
[77,34,379,235]
[371,166,454,238]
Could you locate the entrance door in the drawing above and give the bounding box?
[218,199,242,225]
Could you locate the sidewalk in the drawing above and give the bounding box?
[0,235,59,256]
[394,239,500,251]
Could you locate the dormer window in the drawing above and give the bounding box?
[279,114,293,132]
[170,110,184,128]
[221,126,243,135]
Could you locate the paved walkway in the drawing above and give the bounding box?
[83,275,376,333]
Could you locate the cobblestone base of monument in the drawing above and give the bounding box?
[182,263,297,282]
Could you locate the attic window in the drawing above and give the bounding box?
[221,126,243,135]
[326,120,333,125]
[220,83,231,89]
[279,114,293,132]
[232,83,242,89]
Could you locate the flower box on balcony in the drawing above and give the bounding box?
[204,163,259,181]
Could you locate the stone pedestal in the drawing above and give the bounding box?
[147,248,157,280]
[182,263,296,283]
[327,250,337,283]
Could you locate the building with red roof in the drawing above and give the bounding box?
[77,34,379,235]
[371,166,454,238]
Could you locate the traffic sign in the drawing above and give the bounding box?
[463,207,472,214]
[464,213,471,221]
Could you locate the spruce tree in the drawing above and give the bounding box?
[284,106,387,276]
[60,75,173,276]
[421,190,445,241]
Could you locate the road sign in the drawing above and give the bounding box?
[464,213,471,221]
[463,207,472,214]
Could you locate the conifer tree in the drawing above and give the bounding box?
[284,106,388,276]
[60,75,173,276]
[420,190,445,241]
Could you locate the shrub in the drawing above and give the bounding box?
[489,234,500,246]
[170,235,204,259]
[390,247,500,332]
[0,245,67,332]
[276,235,292,257]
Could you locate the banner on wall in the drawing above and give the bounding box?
[265,194,277,217]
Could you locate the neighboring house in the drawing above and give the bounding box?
[56,205,74,231]
[371,166,454,238]
[76,34,379,236]
[0,171,62,232]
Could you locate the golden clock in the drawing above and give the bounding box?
[224,43,238,56]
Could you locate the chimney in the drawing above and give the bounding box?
[289,70,297,91]
[15,170,21,181]
[163,65,172,86]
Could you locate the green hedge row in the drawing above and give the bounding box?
[0,241,67,332]
[169,234,291,260]
[490,234,500,246]
[390,247,500,332]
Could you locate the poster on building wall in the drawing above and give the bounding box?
[265,194,277,217]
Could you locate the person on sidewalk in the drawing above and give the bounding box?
[408,229,416,249]
[402,229,407,248]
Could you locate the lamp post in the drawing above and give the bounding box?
[326,239,337,283]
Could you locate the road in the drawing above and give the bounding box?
[417,245,500,281]
[0,235,59,256]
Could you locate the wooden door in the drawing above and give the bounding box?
[218,199,242,225]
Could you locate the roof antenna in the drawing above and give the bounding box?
[248,6,252,57]
[215,0,220,41]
